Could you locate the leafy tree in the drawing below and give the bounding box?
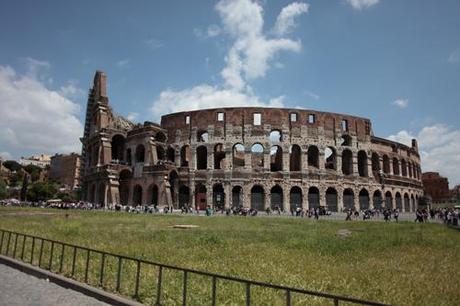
[27,182,58,202]
[2,160,22,172]
[9,172,23,187]
[24,164,42,182]
[0,178,7,199]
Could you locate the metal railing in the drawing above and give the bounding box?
[0,229,388,306]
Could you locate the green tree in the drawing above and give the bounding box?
[24,164,42,182]
[2,160,22,172]
[27,182,58,202]
[0,178,7,199]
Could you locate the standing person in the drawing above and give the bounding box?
[314,208,319,220]
[345,210,352,221]
[394,209,399,222]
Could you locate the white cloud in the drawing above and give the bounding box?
[273,2,309,36]
[448,49,460,63]
[116,59,131,69]
[388,124,460,185]
[145,38,164,50]
[304,90,320,100]
[126,112,139,122]
[0,152,12,160]
[152,0,308,118]
[59,80,85,99]
[392,98,409,108]
[207,24,221,37]
[346,0,379,10]
[0,62,83,157]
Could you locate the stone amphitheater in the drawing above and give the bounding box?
[81,71,423,212]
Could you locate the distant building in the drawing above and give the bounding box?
[19,154,51,168]
[49,153,81,190]
[422,172,450,203]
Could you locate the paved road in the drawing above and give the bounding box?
[0,264,109,306]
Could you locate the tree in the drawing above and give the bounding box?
[2,160,22,172]
[24,164,42,182]
[0,178,7,199]
[27,182,58,202]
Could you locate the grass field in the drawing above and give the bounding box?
[0,207,459,305]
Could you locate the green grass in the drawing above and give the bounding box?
[0,207,459,305]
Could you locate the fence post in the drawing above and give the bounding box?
[116,257,122,292]
[48,241,55,270]
[21,235,26,261]
[6,232,11,256]
[99,253,105,288]
[156,266,163,305]
[134,260,141,299]
[0,230,4,253]
[182,271,187,306]
[84,249,90,283]
[30,237,35,264]
[71,246,77,277]
[13,233,18,258]
[59,245,65,273]
[38,239,44,267]
[211,276,217,306]
[246,283,251,306]
[286,290,291,306]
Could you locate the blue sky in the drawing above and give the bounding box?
[0,0,459,185]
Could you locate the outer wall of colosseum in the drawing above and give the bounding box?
[81,71,423,212]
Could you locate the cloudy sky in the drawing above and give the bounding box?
[0,0,459,185]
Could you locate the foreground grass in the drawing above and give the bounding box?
[0,207,459,305]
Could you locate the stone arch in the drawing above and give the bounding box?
[214,143,226,170]
[408,162,413,178]
[358,151,368,177]
[89,183,96,204]
[269,129,282,143]
[196,145,207,170]
[401,159,407,177]
[232,185,243,208]
[373,190,383,209]
[395,192,402,210]
[308,187,320,209]
[410,194,415,211]
[251,143,264,169]
[118,170,132,205]
[126,148,132,166]
[343,188,355,210]
[404,193,410,211]
[324,147,337,170]
[179,185,190,208]
[289,144,301,171]
[132,185,143,205]
[167,147,175,163]
[270,145,283,172]
[195,184,207,210]
[135,144,145,163]
[212,183,225,209]
[111,134,125,162]
[197,130,209,142]
[359,188,370,210]
[156,146,165,161]
[383,155,390,174]
[147,184,159,206]
[341,134,352,146]
[326,187,338,212]
[155,131,167,143]
[251,185,265,211]
[290,186,302,211]
[307,146,319,168]
[232,143,245,168]
[393,158,400,175]
[180,145,191,167]
[270,185,283,210]
[385,191,393,209]
[341,149,353,175]
[371,152,380,178]
[168,170,179,208]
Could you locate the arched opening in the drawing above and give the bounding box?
[179,185,190,208]
[270,146,283,172]
[358,151,368,177]
[167,147,175,163]
[196,146,207,170]
[212,184,225,210]
[290,186,302,211]
[169,171,179,208]
[308,187,320,209]
[395,192,402,210]
[324,147,337,170]
[251,185,265,211]
[155,131,167,143]
[126,148,132,166]
[326,188,338,212]
[373,190,383,210]
[269,130,282,143]
[135,145,145,163]
[197,130,209,142]
[89,184,96,204]
[385,191,393,209]
[270,185,283,210]
[341,134,352,146]
[214,143,226,170]
[383,155,390,174]
[410,194,415,211]
[408,162,413,178]
[307,146,319,168]
[180,145,191,167]
[118,170,132,205]
[359,189,370,210]
[233,144,245,168]
[156,146,165,162]
[232,186,243,208]
[404,193,410,211]
[148,184,158,206]
[343,189,355,210]
[393,158,400,175]
[401,159,407,176]
[371,153,380,178]
[251,143,264,169]
[97,183,105,206]
[195,184,207,210]
[342,149,353,175]
[289,145,301,171]
[132,185,143,205]
[111,135,125,162]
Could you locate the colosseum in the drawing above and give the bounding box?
[81,71,423,212]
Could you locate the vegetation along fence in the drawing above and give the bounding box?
[0,229,388,306]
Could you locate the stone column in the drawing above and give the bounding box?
[207,149,213,170]
[336,152,342,174]
[353,191,359,211]
[302,187,309,210]
[337,190,344,212]
[301,150,309,171]
[264,150,271,171]
[352,154,359,176]
[190,147,196,169]
[224,184,231,209]
[282,150,289,172]
[225,149,233,170]
[244,149,252,170]
[283,188,290,212]
[190,184,196,209]
[265,190,270,210]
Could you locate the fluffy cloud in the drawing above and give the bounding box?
[346,0,379,10]
[388,124,460,185]
[116,59,131,69]
[151,0,308,118]
[0,63,83,158]
[392,98,408,108]
[273,2,309,36]
[448,49,460,64]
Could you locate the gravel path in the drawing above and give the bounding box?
[0,264,109,306]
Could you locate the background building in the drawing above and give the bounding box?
[19,154,51,168]
[49,153,81,190]
[422,172,450,203]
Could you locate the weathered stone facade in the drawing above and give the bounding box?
[81,71,423,212]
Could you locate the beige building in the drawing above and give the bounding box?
[49,153,81,190]
[19,154,52,168]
